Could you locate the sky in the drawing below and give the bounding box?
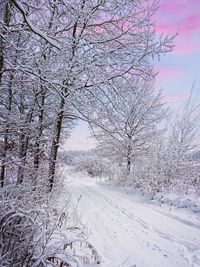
[63,0,200,151]
[154,0,200,103]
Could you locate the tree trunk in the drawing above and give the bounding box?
[0,0,12,83]
[127,143,132,174]
[127,155,131,174]
[48,18,77,191]
[17,103,34,185]
[17,133,30,185]
[48,95,65,191]
[0,135,8,187]
[0,0,13,187]
[33,89,46,184]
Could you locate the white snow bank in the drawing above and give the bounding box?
[153,192,200,212]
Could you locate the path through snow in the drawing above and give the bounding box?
[66,169,200,267]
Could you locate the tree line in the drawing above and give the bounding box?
[0,0,174,192]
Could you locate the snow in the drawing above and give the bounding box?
[153,192,200,213]
[13,0,61,50]
[66,168,200,267]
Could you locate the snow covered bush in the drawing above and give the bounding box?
[0,175,100,267]
[75,155,109,177]
[65,150,111,178]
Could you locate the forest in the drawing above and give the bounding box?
[0,0,200,266]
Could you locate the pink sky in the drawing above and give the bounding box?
[154,0,200,104]
[155,0,200,55]
[155,0,200,37]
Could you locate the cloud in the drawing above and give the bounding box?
[156,67,182,80]
[159,0,187,13]
[163,94,187,104]
[154,0,200,54]
[174,41,200,54]
[180,14,200,35]
[156,15,200,37]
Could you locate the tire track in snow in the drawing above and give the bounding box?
[81,184,200,266]
[67,174,200,267]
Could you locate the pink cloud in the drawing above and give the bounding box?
[159,0,188,12]
[156,14,200,37]
[163,94,187,103]
[174,41,200,54]
[159,1,186,12]
[154,0,200,54]
[155,0,200,34]
[155,24,175,36]
[179,14,200,34]
[158,0,200,16]
[156,67,182,80]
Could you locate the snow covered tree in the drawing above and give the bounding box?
[8,0,173,190]
[161,89,200,191]
[86,77,166,177]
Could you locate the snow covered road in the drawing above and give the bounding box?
[67,170,200,267]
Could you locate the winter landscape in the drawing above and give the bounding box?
[0,0,200,266]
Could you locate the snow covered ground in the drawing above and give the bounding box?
[65,168,200,267]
